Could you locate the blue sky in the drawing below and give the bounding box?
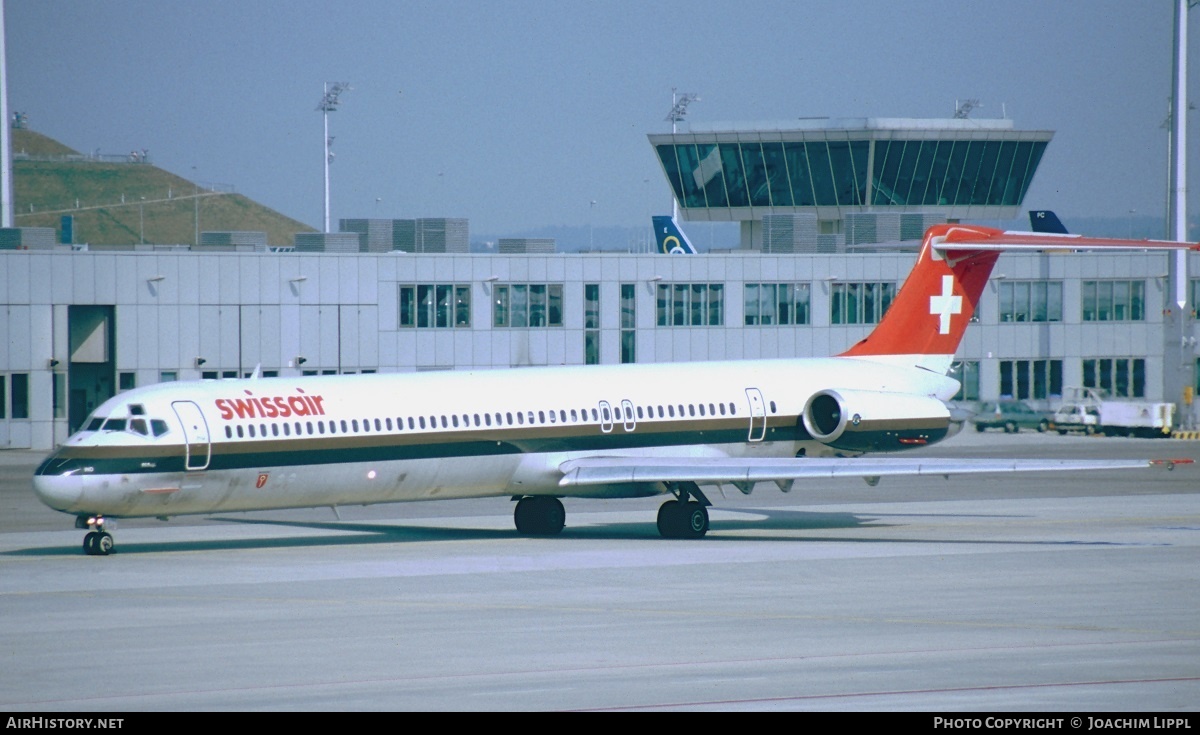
[4,1,1194,238]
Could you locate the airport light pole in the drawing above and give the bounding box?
[665,88,699,220]
[317,82,351,233]
[0,0,13,228]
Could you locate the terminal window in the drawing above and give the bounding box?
[745,283,811,326]
[399,284,471,328]
[1083,358,1145,398]
[1082,280,1145,321]
[656,283,724,327]
[999,359,1062,400]
[998,280,1062,322]
[830,282,895,325]
[493,284,564,328]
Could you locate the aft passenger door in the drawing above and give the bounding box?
[745,388,767,442]
[172,400,211,471]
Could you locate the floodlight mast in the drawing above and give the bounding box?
[665,88,699,220]
[0,0,12,228]
[317,82,351,233]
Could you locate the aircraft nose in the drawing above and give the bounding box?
[32,454,84,512]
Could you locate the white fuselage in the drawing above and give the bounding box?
[33,356,959,520]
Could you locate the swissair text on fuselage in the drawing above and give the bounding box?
[214,390,327,421]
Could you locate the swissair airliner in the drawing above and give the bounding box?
[33,224,1197,555]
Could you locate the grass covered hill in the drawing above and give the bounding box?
[10,129,315,246]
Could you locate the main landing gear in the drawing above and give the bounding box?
[657,482,711,539]
[514,483,713,539]
[513,495,566,536]
[76,515,114,556]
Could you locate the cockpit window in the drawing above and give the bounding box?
[86,417,105,432]
[100,418,126,432]
[129,404,146,416]
[151,419,170,437]
[128,418,149,436]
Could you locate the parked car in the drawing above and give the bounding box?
[973,400,1052,433]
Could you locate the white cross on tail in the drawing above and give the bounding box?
[929,275,962,335]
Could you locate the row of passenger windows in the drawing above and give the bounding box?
[219,399,769,440]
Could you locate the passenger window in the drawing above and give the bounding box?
[249,425,256,438]
[485,413,492,426]
[517,412,524,425]
[342,420,349,433]
[272,424,279,437]
[538,411,545,423]
[668,405,675,418]
[452,415,459,428]
[698,404,705,416]
[769,401,777,413]
[236,425,244,438]
[570,409,578,422]
[225,426,233,439]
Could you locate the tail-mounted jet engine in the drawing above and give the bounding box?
[802,388,952,452]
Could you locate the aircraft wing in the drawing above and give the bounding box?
[557,456,1185,489]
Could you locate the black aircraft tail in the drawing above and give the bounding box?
[1028,210,1069,234]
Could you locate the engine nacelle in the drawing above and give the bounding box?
[802,388,952,452]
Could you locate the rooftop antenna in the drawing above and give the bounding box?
[953,98,981,119]
[665,88,699,219]
[317,82,351,233]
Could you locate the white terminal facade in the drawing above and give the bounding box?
[0,118,1196,449]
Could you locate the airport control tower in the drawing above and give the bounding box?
[649,117,1052,250]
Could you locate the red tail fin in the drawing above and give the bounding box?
[840,225,1001,371]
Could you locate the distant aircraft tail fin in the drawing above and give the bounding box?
[1028,210,1069,234]
[652,215,698,254]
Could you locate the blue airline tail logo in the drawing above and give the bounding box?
[652,215,698,254]
[1029,210,1069,234]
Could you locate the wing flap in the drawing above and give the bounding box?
[557,456,1161,488]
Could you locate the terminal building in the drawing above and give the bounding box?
[0,117,1195,450]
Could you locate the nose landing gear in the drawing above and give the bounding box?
[77,516,115,556]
